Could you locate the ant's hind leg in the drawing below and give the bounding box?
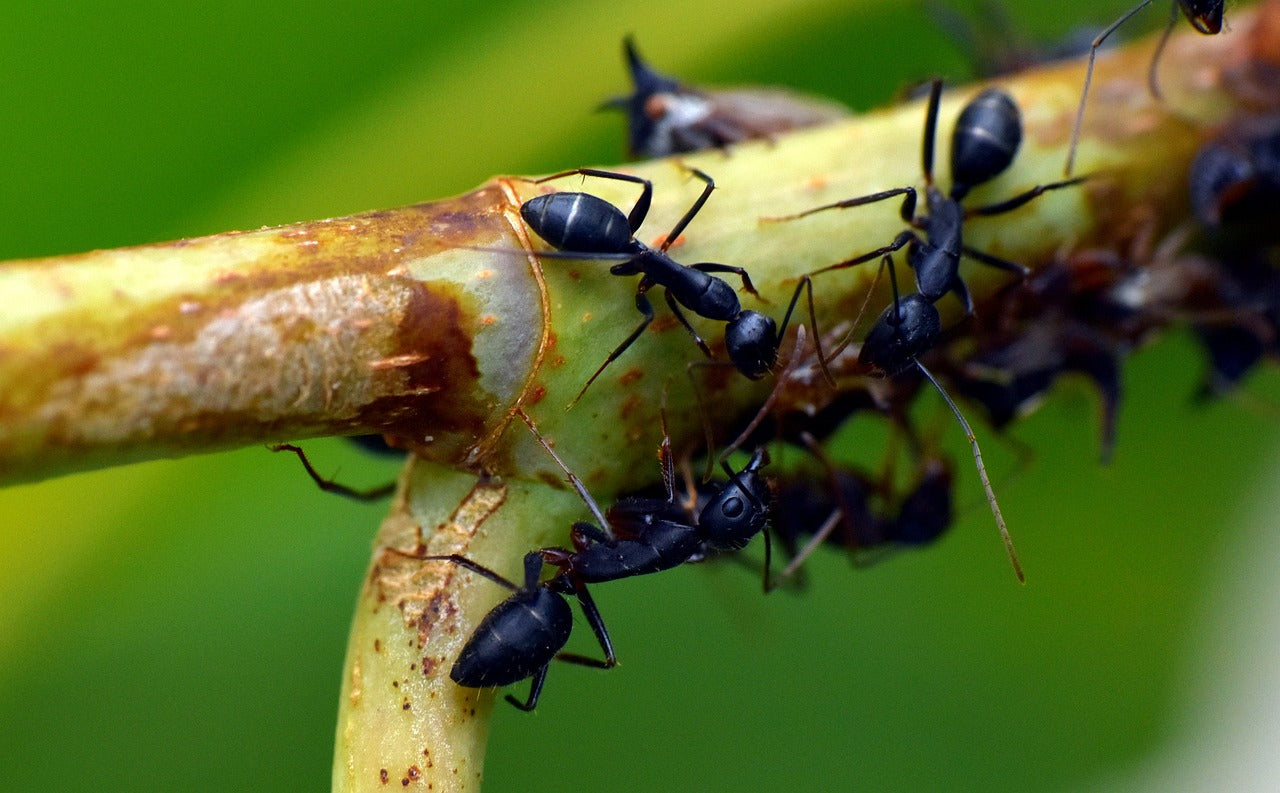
[505,665,549,712]
[270,443,395,502]
[554,581,618,670]
[527,168,654,232]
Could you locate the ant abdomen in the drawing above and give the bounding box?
[950,88,1022,199]
[449,580,573,689]
[521,192,635,253]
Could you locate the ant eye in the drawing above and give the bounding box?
[720,496,745,519]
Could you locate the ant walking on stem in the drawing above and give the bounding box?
[768,79,1086,316]
[389,408,773,710]
[516,166,824,406]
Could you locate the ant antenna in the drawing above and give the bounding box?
[516,408,614,537]
[914,361,1025,583]
[1065,0,1156,177]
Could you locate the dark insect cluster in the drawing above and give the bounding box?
[272,3,1279,715]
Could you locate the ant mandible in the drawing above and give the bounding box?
[518,166,821,406]
[1064,0,1226,176]
[770,79,1085,316]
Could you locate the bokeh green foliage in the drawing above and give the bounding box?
[2,1,1278,791]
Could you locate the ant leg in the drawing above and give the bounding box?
[659,166,716,250]
[767,432,861,591]
[711,324,808,473]
[922,79,943,186]
[553,578,617,670]
[959,245,1030,280]
[505,665,549,712]
[881,253,906,322]
[1147,0,1182,100]
[517,409,614,536]
[812,231,917,278]
[1065,0,1156,176]
[690,262,763,301]
[966,176,1088,217]
[270,443,395,502]
[914,360,1025,583]
[951,276,974,316]
[528,168,654,232]
[663,288,714,358]
[763,187,917,223]
[386,551,522,592]
[685,358,740,481]
[569,289,657,409]
[568,521,612,550]
[760,526,775,594]
[776,276,832,385]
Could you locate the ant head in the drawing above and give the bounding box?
[859,294,942,375]
[950,88,1021,200]
[725,311,779,379]
[1180,0,1223,34]
[521,193,634,253]
[698,450,771,551]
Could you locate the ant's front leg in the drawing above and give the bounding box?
[966,176,1087,217]
[764,186,918,223]
[812,230,917,278]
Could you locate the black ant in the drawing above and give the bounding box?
[858,255,1025,582]
[390,548,616,712]
[770,79,1085,316]
[602,36,849,159]
[389,408,772,710]
[519,166,821,405]
[1064,0,1226,176]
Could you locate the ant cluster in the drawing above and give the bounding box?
[283,0,1270,712]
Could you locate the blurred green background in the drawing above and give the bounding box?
[2,1,1279,791]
